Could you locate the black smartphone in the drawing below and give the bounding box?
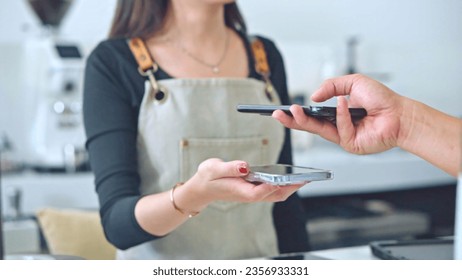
[236,104,367,123]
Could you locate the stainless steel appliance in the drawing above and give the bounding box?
[20,0,87,172]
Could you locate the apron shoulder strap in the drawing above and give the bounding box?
[128,38,167,104]
[248,35,271,79]
[248,35,276,101]
[128,37,157,73]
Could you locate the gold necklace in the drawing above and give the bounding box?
[172,30,230,74]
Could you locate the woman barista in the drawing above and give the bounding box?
[83,0,309,259]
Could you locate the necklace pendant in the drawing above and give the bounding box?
[212,66,220,73]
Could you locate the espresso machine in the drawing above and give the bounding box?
[19,0,88,172]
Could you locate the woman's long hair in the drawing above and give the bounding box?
[109,0,247,39]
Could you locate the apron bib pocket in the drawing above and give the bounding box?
[179,136,271,211]
[179,136,271,181]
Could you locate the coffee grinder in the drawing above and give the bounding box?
[20,0,87,172]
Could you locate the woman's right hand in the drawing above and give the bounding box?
[172,158,304,213]
[135,158,303,236]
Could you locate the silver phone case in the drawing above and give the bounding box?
[245,164,333,186]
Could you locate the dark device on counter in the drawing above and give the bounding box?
[370,237,454,260]
[236,104,367,123]
[245,164,333,186]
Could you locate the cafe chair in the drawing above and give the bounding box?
[36,207,116,260]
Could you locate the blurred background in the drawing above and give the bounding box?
[0,0,461,257]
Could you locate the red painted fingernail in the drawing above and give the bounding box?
[239,165,248,174]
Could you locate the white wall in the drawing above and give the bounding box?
[1,0,461,140]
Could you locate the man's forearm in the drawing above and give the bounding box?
[398,97,461,177]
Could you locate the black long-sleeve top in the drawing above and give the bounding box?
[83,34,310,254]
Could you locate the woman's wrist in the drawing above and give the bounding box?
[171,180,211,215]
[170,183,201,218]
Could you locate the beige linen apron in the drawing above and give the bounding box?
[118,38,286,260]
